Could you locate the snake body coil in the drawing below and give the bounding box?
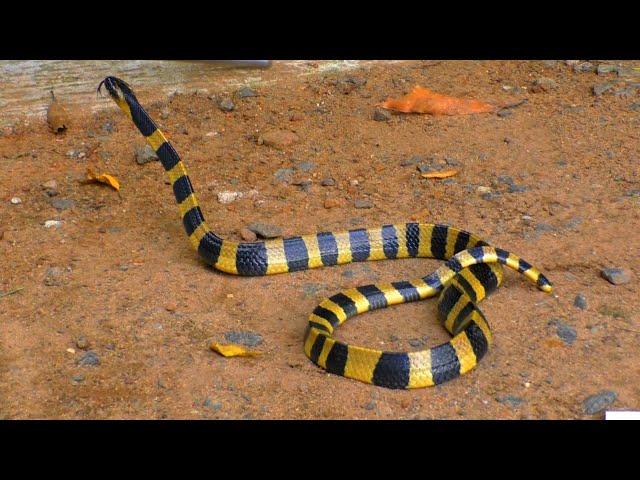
[99,76,552,389]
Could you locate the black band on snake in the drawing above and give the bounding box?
[99,76,552,389]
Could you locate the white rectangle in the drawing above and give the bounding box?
[605,411,640,420]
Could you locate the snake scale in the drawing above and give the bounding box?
[99,76,552,389]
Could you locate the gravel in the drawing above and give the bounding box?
[223,331,263,347]
[583,390,617,415]
[601,267,631,285]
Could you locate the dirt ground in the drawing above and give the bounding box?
[1,60,638,420]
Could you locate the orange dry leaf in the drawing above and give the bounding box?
[421,169,459,179]
[85,168,120,191]
[382,85,497,115]
[210,343,263,357]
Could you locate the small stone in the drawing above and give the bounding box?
[219,98,235,112]
[533,77,558,90]
[160,107,170,120]
[77,351,100,367]
[224,331,263,347]
[302,283,324,296]
[364,401,376,411]
[135,144,159,164]
[217,191,242,204]
[593,81,618,96]
[583,390,617,415]
[479,153,489,161]
[44,266,64,286]
[601,267,631,285]
[321,177,335,187]
[482,191,502,201]
[543,60,559,68]
[615,66,640,77]
[240,228,257,242]
[165,303,177,312]
[573,62,595,73]
[522,215,534,225]
[66,149,80,158]
[247,223,282,239]
[400,155,425,166]
[75,335,90,350]
[101,121,114,133]
[10,197,22,204]
[324,198,341,209]
[535,223,556,232]
[237,86,257,98]
[624,189,640,197]
[71,374,85,385]
[574,294,588,310]
[260,130,299,148]
[597,64,618,75]
[408,339,423,348]
[296,180,313,192]
[42,180,58,196]
[203,398,222,412]
[273,168,295,184]
[297,160,315,172]
[373,108,392,122]
[497,110,512,118]
[549,319,577,344]
[496,395,524,408]
[354,198,373,209]
[508,184,531,193]
[614,88,635,96]
[289,112,305,122]
[497,175,514,185]
[50,198,75,210]
[629,102,640,110]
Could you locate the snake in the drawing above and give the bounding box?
[99,76,552,389]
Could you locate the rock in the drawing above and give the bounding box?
[260,130,299,148]
[496,395,524,408]
[535,223,556,232]
[203,398,222,412]
[237,86,257,98]
[44,267,64,286]
[400,155,425,166]
[593,81,618,96]
[364,401,376,411]
[616,66,640,77]
[295,180,313,192]
[224,331,263,347]
[247,223,282,239]
[479,153,489,161]
[373,108,392,122]
[583,390,617,415]
[574,294,588,310]
[239,228,257,242]
[273,168,295,184]
[601,267,631,285]
[354,198,374,209]
[597,64,618,75]
[77,351,100,367]
[324,198,341,209]
[10,197,22,205]
[613,88,634,96]
[497,110,512,118]
[50,198,75,210]
[71,374,85,385]
[217,191,242,204]
[42,180,58,196]
[160,107,170,120]
[482,192,502,201]
[624,189,640,197]
[533,77,558,91]
[219,98,234,112]
[66,148,81,158]
[629,102,640,110]
[573,62,595,73]
[302,283,324,296]
[289,112,305,122]
[44,220,63,229]
[321,177,335,187]
[75,336,90,350]
[101,121,114,133]
[549,319,577,344]
[296,160,315,172]
[497,175,514,185]
[408,339,424,348]
[508,185,531,193]
[135,144,159,164]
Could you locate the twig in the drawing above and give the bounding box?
[499,99,528,110]
[0,287,24,298]
[611,325,640,335]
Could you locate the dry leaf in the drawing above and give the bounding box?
[210,343,263,357]
[421,169,459,179]
[382,85,497,115]
[85,168,120,190]
[47,91,69,133]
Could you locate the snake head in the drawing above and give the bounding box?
[98,76,138,120]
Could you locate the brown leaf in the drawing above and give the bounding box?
[210,343,263,357]
[47,91,70,133]
[421,169,459,179]
[84,168,120,191]
[382,86,497,115]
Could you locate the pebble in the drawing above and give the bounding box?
[101,121,114,133]
[289,112,305,122]
[496,395,524,408]
[535,223,556,232]
[354,199,373,209]
[497,175,514,185]
[614,88,634,96]
[373,108,392,122]
[260,130,299,148]
[217,191,242,204]
[42,180,58,196]
[624,189,640,197]
[549,319,577,344]
[75,335,90,350]
[482,192,502,201]
[324,198,341,209]
[508,184,531,193]
[273,168,295,184]
[135,144,159,164]
[574,294,588,310]
[44,266,64,286]
[165,303,177,312]
[224,331,263,347]
[533,77,559,90]
[203,398,222,412]
[601,267,631,285]
[297,160,315,172]
[66,148,81,158]
[44,220,63,229]
[497,110,512,118]
[239,228,257,242]
[302,283,324,296]
[583,390,617,415]
[295,180,313,192]
[247,223,282,239]
[615,66,640,77]
[408,339,424,348]
[478,153,489,161]
[160,107,170,120]
[71,374,85,385]
[77,351,100,367]
[400,155,425,166]
[364,401,376,411]
[597,64,618,75]
[50,198,75,210]
[321,177,335,187]
[219,98,235,112]
[10,197,22,204]
[237,86,257,98]
[593,81,618,96]
[573,62,595,73]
